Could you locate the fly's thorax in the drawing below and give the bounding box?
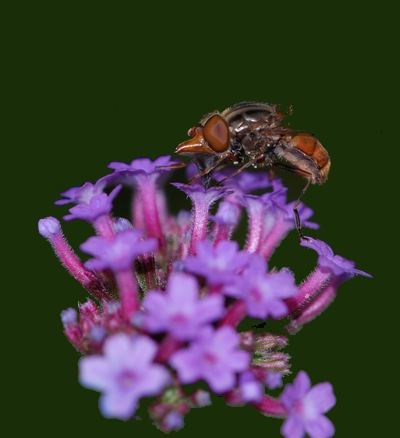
[222,102,278,136]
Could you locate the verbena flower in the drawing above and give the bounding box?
[281,371,336,438]
[39,154,371,435]
[170,325,250,393]
[223,253,298,321]
[79,333,170,420]
[142,272,224,340]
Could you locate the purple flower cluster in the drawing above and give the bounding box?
[39,155,371,436]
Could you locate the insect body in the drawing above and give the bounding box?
[175,101,331,238]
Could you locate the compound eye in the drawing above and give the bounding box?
[203,115,230,152]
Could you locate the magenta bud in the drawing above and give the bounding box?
[149,402,169,420]
[160,411,184,433]
[254,333,288,352]
[79,300,100,335]
[61,308,78,327]
[189,389,211,408]
[63,323,86,353]
[240,331,255,349]
[88,325,107,351]
[225,388,243,406]
[79,299,99,317]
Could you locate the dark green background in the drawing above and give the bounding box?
[6,2,396,437]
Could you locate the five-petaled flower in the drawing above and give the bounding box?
[143,272,225,340]
[79,333,170,420]
[169,326,250,393]
[281,371,336,438]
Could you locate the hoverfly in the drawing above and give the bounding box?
[175,101,331,238]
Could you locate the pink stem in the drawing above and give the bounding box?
[115,268,140,321]
[251,395,287,417]
[285,268,332,314]
[259,222,290,260]
[189,201,209,255]
[93,214,115,241]
[155,334,183,363]
[219,300,247,328]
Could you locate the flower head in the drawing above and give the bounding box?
[40,147,370,434]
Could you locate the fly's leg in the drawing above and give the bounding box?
[292,178,311,239]
[268,164,275,182]
[216,155,265,186]
[270,162,312,239]
[184,153,235,188]
[156,162,188,171]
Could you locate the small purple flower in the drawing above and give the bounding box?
[163,411,184,432]
[301,237,372,280]
[143,272,224,340]
[113,217,133,232]
[265,370,283,390]
[182,240,250,286]
[80,229,157,272]
[79,333,170,420]
[190,389,211,407]
[225,253,298,320]
[214,168,272,194]
[55,180,107,206]
[104,155,178,192]
[63,185,122,222]
[169,326,250,394]
[89,325,107,344]
[281,371,336,438]
[238,370,264,403]
[209,201,240,227]
[172,182,231,204]
[108,155,176,175]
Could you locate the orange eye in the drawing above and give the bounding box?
[203,115,230,152]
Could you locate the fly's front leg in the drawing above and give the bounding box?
[156,162,188,171]
[185,153,234,188]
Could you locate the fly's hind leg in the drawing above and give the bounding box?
[215,158,261,186]
[270,162,312,239]
[292,178,311,239]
